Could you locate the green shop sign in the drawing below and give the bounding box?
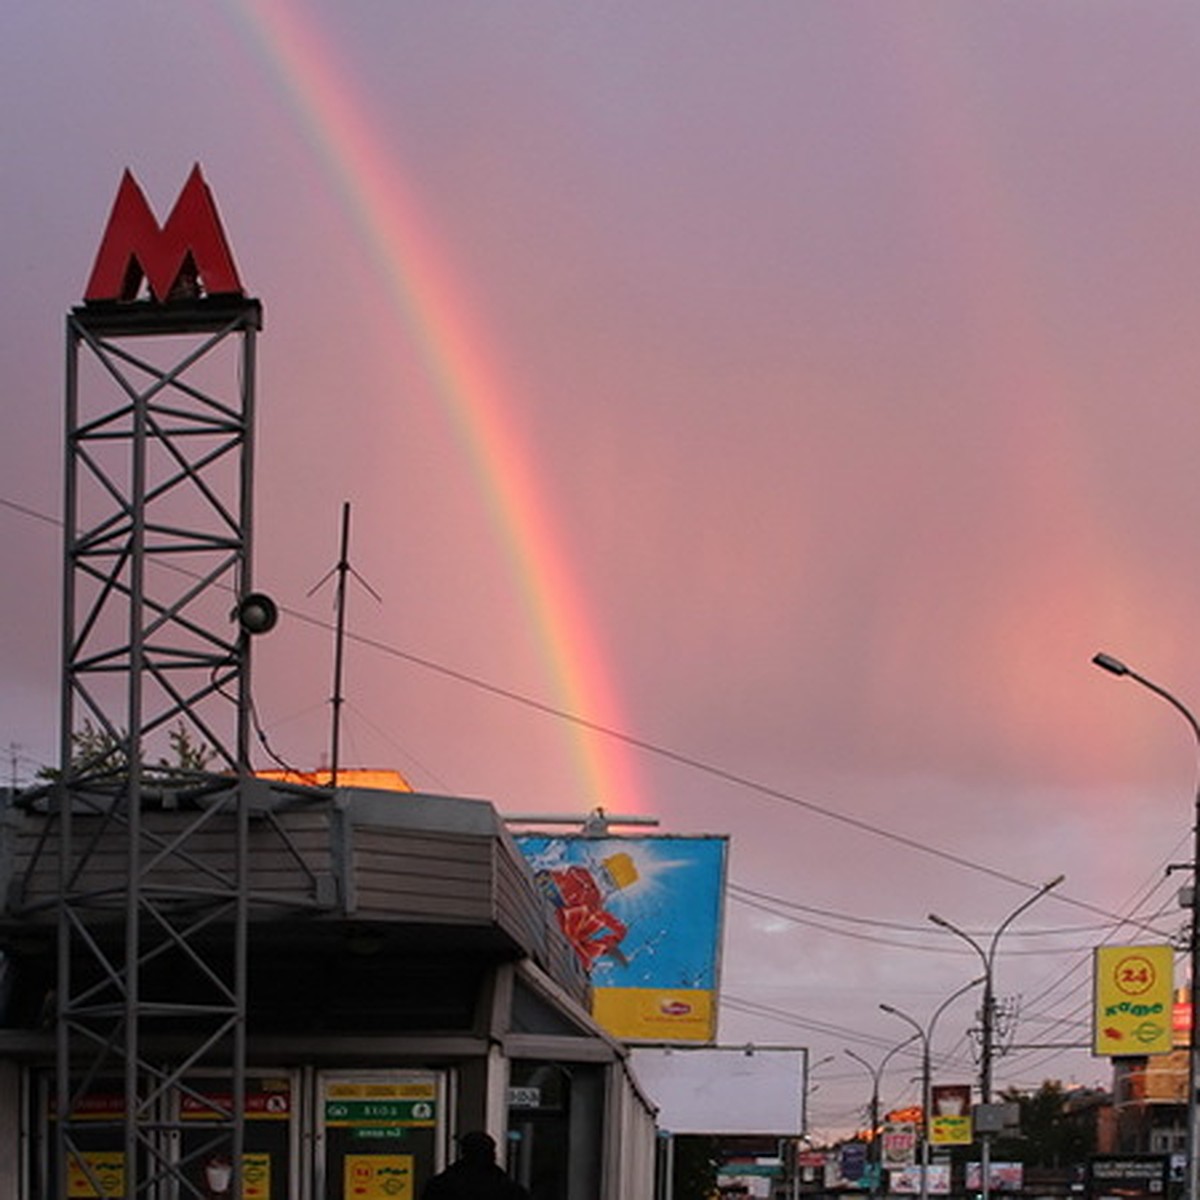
[325,1099,436,1127]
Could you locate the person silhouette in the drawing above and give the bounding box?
[421,1131,529,1200]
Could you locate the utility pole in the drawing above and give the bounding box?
[929,876,1064,1200]
[846,1037,918,1199]
[793,1054,834,1200]
[881,976,984,1200]
[1094,652,1200,1200]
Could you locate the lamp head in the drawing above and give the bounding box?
[236,592,279,636]
[1092,652,1129,677]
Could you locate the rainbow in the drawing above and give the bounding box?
[222,0,644,812]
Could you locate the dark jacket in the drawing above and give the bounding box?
[421,1157,530,1200]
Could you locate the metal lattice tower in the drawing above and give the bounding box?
[55,167,265,1199]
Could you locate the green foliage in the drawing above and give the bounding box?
[161,723,214,774]
[38,719,215,784]
[37,718,126,781]
[991,1080,1100,1168]
[672,1135,721,1200]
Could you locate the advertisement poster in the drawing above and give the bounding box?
[179,1076,292,1200]
[967,1162,1024,1192]
[929,1085,972,1146]
[320,1075,440,1200]
[1094,945,1174,1056]
[839,1142,868,1184]
[242,1154,272,1199]
[48,1086,126,1199]
[66,1151,124,1199]
[516,834,728,1042]
[628,1046,804,1136]
[882,1122,917,1166]
[1087,1155,1170,1200]
[890,1165,951,1195]
[345,1154,414,1200]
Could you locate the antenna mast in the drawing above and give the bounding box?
[308,501,380,787]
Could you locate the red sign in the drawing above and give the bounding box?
[1175,999,1192,1044]
[84,165,244,303]
[181,1087,291,1119]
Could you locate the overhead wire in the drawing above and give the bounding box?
[728,882,1128,938]
[724,992,978,1130]
[992,836,1189,1084]
[343,699,456,793]
[4,489,1192,1104]
[730,853,1185,1098]
[730,888,1155,955]
[5,487,1155,926]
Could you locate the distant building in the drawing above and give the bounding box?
[1106,988,1190,1164]
[1111,1049,1187,1159]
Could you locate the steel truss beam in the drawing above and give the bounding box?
[57,298,262,1199]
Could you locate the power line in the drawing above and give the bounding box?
[0,495,59,527]
[729,889,1150,960]
[0,490,1176,937]
[728,881,1155,940]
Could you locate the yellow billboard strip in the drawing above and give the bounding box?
[1094,944,1174,1056]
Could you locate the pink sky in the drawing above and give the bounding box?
[4,1,1200,1136]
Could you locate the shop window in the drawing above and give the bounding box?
[316,1070,445,1200]
[177,1074,296,1199]
[33,1072,297,1200]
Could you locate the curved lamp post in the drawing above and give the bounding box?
[793,1055,836,1200]
[928,874,1064,1200]
[880,974,985,1200]
[845,1036,919,1200]
[803,1053,835,1140]
[1094,650,1200,1200]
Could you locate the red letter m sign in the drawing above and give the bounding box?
[84,165,244,303]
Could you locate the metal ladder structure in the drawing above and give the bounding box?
[54,166,267,1199]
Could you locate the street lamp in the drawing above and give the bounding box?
[803,1053,835,1140]
[928,874,1064,1200]
[880,975,985,1200]
[845,1037,919,1199]
[793,1055,836,1200]
[1093,650,1200,1200]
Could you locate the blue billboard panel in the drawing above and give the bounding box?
[515,834,728,1042]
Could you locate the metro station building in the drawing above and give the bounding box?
[0,781,658,1197]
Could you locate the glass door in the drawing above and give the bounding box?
[315,1071,445,1200]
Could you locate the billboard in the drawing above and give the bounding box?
[1087,1155,1170,1200]
[891,1165,952,1195]
[1094,945,1174,1056]
[928,1085,972,1146]
[881,1123,917,1167]
[967,1163,1024,1192]
[516,834,727,1042]
[628,1046,805,1136]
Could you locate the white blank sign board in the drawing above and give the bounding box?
[629,1046,806,1136]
